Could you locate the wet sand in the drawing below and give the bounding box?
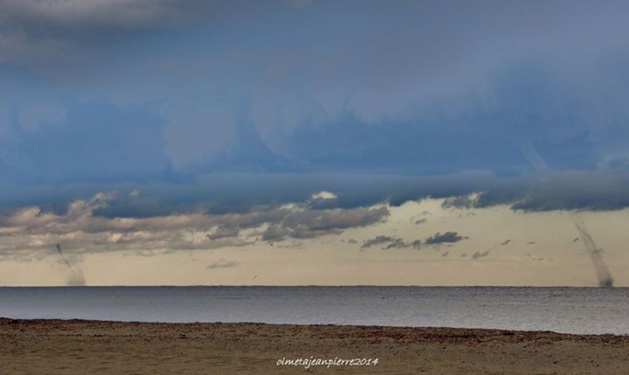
[1,318,629,374]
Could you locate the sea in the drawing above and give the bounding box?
[1,286,628,335]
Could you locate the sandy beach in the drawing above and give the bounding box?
[1,318,629,374]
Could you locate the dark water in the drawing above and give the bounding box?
[1,286,628,335]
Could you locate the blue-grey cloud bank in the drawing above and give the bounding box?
[1,0,629,186]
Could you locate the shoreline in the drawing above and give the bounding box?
[1,316,628,337]
[1,285,627,288]
[2,318,629,374]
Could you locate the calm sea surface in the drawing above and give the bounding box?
[1,286,628,335]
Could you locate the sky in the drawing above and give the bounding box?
[1,0,628,286]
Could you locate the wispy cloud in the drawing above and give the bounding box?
[361,235,396,249]
[424,232,465,245]
[206,259,240,269]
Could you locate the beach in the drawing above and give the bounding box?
[1,318,628,374]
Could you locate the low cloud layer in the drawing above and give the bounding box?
[0,188,389,260]
[1,169,629,265]
[3,171,629,228]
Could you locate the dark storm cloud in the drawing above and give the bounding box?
[3,171,629,228]
[0,99,172,185]
[0,0,233,40]
[477,171,629,211]
[3,1,629,179]
[280,57,626,176]
[0,0,185,27]
[0,0,210,69]
[233,1,629,177]
[435,171,629,212]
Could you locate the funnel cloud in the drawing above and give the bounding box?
[574,220,614,288]
[55,244,85,286]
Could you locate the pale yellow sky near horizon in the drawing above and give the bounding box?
[0,198,626,287]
